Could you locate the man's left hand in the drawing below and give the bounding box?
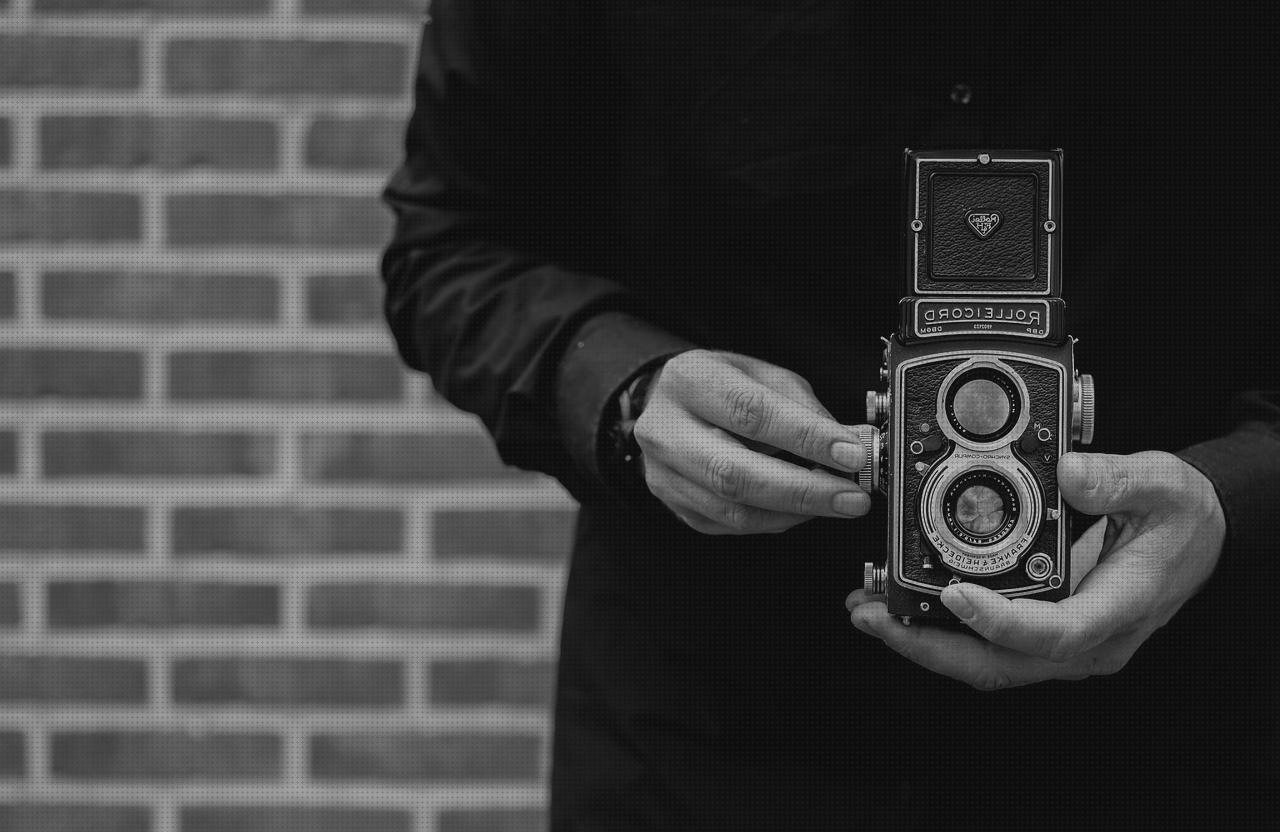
[847,451,1226,689]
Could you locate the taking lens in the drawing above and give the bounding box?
[943,470,1020,547]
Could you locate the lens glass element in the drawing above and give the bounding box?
[943,470,1020,547]
[951,379,1011,437]
[954,484,1005,535]
[943,367,1021,442]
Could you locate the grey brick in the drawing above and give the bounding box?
[311,733,541,781]
[48,582,279,627]
[51,731,280,780]
[308,584,540,631]
[43,272,278,323]
[172,507,402,556]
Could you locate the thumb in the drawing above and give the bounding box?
[1057,451,1169,516]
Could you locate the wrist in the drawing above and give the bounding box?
[600,359,669,492]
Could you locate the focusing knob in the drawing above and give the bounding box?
[851,425,880,493]
[1079,374,1095,446]
[864,562,886,594]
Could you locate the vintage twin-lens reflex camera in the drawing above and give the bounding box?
[856,149,1095,622]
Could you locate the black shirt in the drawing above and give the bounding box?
[383,3,1278,828]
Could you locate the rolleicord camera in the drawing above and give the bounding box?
[857,150,1095,622]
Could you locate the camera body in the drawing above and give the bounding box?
[859,150,1094,622]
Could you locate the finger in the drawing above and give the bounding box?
[852,601,1145,688]
[845,588,885,611]
[1057,451,1184,516]
[851,602,1032,689]
[666,421,870,518]
[1070,516,1109,591]
[645,457,811,535]
[726,355,836,420]
[939,569,1158,662]
[671,360,864,471]
[669,507,737,536]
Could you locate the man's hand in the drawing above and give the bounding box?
[634,349,872,534]
[847,451,1226,689]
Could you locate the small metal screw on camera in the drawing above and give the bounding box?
[1048,508,1061,521]
[1043,219,1057,232]
[909,440,924,455]
[910,219,924,232]
[919,602,931,612]
[978,153,991,165]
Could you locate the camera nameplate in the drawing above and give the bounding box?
[913,298,1052,340]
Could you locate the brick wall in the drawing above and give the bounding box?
[0,3,574,831]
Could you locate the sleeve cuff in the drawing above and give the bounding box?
[1177,424,1280,597]
[556,311,696,494]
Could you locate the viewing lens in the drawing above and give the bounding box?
[944,367,1021,442]
[952,379,1011,436]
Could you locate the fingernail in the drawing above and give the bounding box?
[833,491,867,517]
[830,441,863,471]
[943,586,976,620]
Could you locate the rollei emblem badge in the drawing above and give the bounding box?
[966,211,1001,239]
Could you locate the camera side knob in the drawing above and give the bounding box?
[1079,374,1095,446]
[863,562,886,594]
[865,390,890,424]
[851,425,881,493]
[1073,373,1096,446]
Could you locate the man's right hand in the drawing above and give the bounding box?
[632,349,873,535]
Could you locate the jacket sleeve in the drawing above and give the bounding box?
[380,2,692,495]
[1177,392,1280,600]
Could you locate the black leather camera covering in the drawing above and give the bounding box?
[929,173,1038,281]
[904,151,1062,297]
[894,356,1066,598]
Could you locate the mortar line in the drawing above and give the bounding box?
[17,421,40,483]
[154,803,179,832]
[26,724,49,786]
[14,261,40,326]
[142,345,167,408]
[11,99,37,177]
[149,652,171,712]
[147,502,170,562]
[20,578,44,635]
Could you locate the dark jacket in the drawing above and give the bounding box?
[383,3,1277,828]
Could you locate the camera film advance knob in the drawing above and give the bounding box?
[851,425,880,493]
